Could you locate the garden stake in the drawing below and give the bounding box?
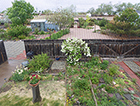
[89,78,98,106]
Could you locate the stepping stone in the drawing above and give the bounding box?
[128,87,134,91]
[124,61,140,73]
[115,93,122,100]
[123,88,129,92]
[133,94,139,98]
[98,83,105,87]
[99,78,105,83]
[119,75,124,78]
[115,84,119,87]
[51,61,66,73]
[92,84,97,89]
[124,81,129,84]
[108,93,114,97]
[124,94,132,100]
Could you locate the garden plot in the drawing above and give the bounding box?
[65,57,140,106]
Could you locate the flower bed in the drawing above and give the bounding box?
[65,57,140,106]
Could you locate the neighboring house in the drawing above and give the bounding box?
[136,10,140,18]
[30,19,59,31]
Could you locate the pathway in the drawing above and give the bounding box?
[118,61,140,87]
[0,60,24,88]
[60,28,118,39]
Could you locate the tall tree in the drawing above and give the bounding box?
[49,5,77,30]
[87,7,95,15]
[7,0,34,26]
[106,8,140,36]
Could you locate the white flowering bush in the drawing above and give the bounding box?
[61,38,91,65]
[11,65,30,82]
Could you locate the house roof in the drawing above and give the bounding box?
[30,19,46,23]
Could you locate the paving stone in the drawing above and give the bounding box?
[118,75,124,78]
[124,61,140,73]
[98,83,106,87]
[99,78,105,83]
[124,81,129,84]
[133,94,139,98]
[128,87,134,91]
[51,61,66,73]
[115,93,122,100]
[124,94,132,100]
[108,93,114,97]
[92,84,97,89]
[123,88,129,92]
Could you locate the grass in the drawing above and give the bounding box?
[0,94,64,106]
[0,80,65,106]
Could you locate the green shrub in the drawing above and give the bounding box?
[18,35,26,39]
[40,30,45,34]
[45,37,50,40]
[4,23,9,28]
[101,27,107,30]
[34,28,39,34]
[50,28,70,40]
[108,64,119,76]
[7,25,31,38]
[99,60,109,70]
[28,53,51,72]
[74,79,90,90]
[98,18,108,27]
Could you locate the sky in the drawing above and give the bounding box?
[0,0,139,12]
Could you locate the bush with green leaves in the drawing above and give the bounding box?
[28,53,51,72]
[99,60,109,70]
[108,64,119,76]
[7,25,31,38]
[50,28,70,40]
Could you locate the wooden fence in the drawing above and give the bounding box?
[0,40,7,65]
[24,39,140,58]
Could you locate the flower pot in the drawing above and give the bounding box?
[56,57,60,60]
[29,80,40,87]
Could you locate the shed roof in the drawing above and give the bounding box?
[31,19,46,23]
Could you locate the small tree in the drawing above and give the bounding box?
[49,5,77,30]
[106,8,140,36]
[7,0,34,26]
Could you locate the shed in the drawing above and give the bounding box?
[30,19,46,31]
[45,21,59,31]
[30,19,59,32]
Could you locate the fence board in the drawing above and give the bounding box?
[0,40,7,65]
[24,39,140,58]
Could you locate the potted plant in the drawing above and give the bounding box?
[29,74,41,86]
[29,74,42,103]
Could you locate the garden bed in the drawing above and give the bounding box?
[65,57,140,106]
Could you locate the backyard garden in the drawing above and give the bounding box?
[0,38,140,106]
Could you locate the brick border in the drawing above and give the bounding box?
[118,62,140,87]
[133,61,140,67]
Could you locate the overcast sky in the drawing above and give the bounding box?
[0,0,139,12]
